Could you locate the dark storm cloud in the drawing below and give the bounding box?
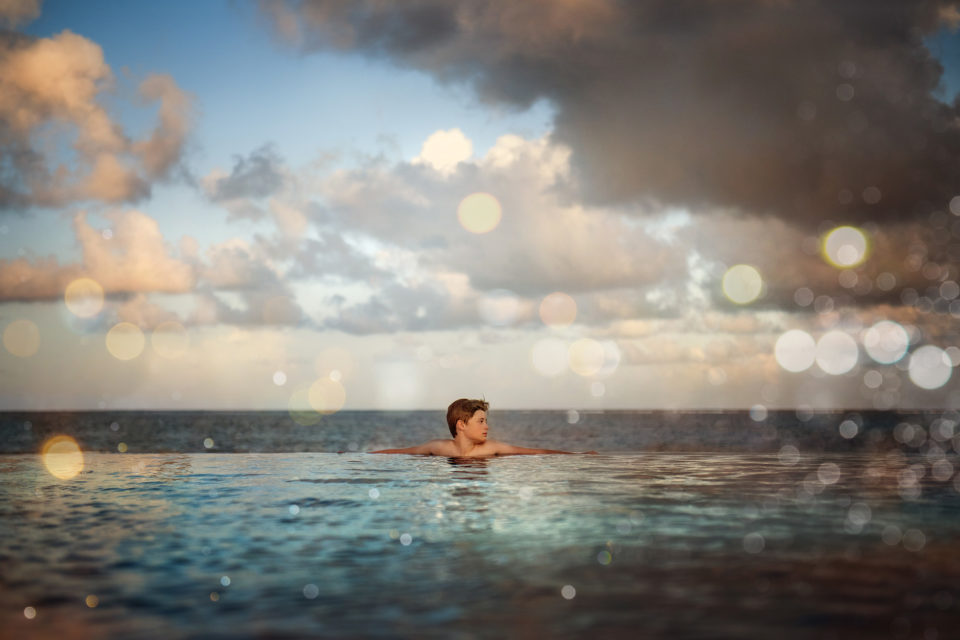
[261,0,960,226]
[686,214,960,313]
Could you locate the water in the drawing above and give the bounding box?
[2,412,960,638]
[2,408,957,453]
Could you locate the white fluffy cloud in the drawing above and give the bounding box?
[412,127,473,176]
[320,132,683,296]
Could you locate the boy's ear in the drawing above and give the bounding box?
[456,419,465,432]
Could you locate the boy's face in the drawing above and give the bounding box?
[459,410,488,443]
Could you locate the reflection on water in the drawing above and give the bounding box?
[1,452,958,639]
[446,456,491,471]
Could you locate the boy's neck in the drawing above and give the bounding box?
[453,433,480,456]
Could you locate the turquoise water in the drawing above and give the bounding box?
[2,451,959,638]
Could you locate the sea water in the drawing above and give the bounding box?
[2,411,960,638]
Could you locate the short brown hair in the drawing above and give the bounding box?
[446,398,489,437]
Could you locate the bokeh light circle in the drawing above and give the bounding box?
[774,330,816,372]
[822,226,869,268]
[41,435,84,480]
[568,338,605,377]
[595,340,622,378]
[908,345,952,390]
[722,264,763,304]
[308,378,346,415]
[531,338,568,377]
[839,420,858,439]
[106,323,145,360]
[816,330,859,375]
[288,386,322,425]
[539,292,577,328]
[64,278,104,317]
[151,321,189,359]
[863,321,909,364]
[457,193,502,234]
[3,319,40,357]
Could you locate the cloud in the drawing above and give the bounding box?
[0,210,195,300]
[283,231,387,282]
[0,207,314,328]
[77,210,195,293]
[0,30,192,209]
[115,293,182,329]
[0,0,41,28]
[322,271,481,334]
[202,145,320,243]
[189,289,305,327]
[301,130,697,333]
[412,127,473,175]
[133,73,192,180]
[318,132,683,298]
[262,0,960,227]
[0,255,81,301]
[686,214,960,312]
[204,145,286,205]
[196,237,282,290]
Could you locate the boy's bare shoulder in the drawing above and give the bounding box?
[423,439,459,456]
[370,439,457,455]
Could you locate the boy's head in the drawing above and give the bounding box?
[446,398,489,437]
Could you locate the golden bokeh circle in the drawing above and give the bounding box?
[64,278,104,318]
[106,322,145,361]
[308,378,346,415]
[539,292,577,328]
[568,338,605,377]
[3,319,40,357]
[151,321,189,359]
[41,435,84,480]
[821,226,869,268]
[457,193,502,234]
[722,264,763,305]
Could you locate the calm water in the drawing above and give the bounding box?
[2,450,960,639]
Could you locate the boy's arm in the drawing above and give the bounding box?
[488,440,593,455]
[370,440,451,455]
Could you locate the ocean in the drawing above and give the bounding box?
[2,410,959,638]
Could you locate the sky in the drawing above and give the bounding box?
[2,0,960,412]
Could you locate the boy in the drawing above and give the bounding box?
[372,398,593,457]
